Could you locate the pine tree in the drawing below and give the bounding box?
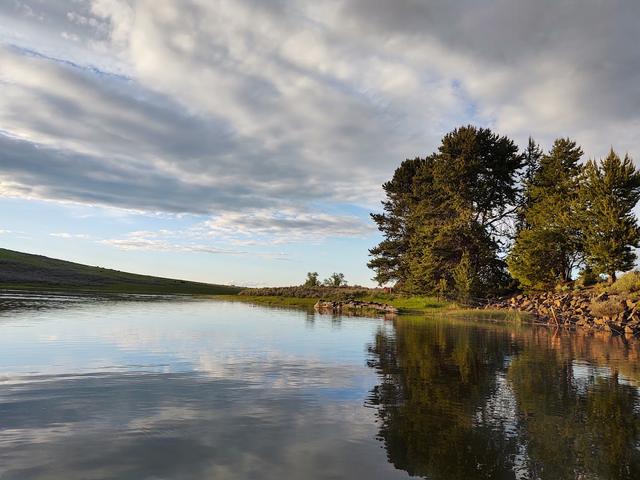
[368,158,428,286]
[580,150,640,282]
[369,126,522,294]
[453,250,475,304]
[508,138,584,289]
[515,137,543,232]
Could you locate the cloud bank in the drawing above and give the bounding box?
[1,0,639,241]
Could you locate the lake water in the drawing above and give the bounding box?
[1,293,639,479]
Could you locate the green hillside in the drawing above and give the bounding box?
[0,248,242,295]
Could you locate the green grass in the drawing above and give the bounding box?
[217,292,457,314]
[216,292,529,323]
[0,248,242,295]
[214,295,319,308]
[359,294,452,313]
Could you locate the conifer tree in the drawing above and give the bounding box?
[515,137,543,232]
[580,150,640,282]
[508,138,584,289]
[368,158,428,286]
[370,126,522,294]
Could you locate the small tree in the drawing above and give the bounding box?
[323,272,346,287]
[580,150,640,283]
[304,272,320,287]
[452,251,475,304]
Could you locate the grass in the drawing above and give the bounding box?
[608,271,640,295]
[0,248,242,295]
[217,292,462,314]
[216,293,528,326]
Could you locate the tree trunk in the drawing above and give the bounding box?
[609,272,617,284]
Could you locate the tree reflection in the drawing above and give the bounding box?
[508,342,640,479]
[367,318,520,479]
[368,317,640,480]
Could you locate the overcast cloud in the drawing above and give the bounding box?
[1,0,639,241]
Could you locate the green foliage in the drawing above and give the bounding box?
[452,250,474,303]
[508,228,575,290]
[515,137,543,231]
[369,125,522,296]
[372,129,640,297]
[508,138,584,289]
[323,272,346,287]
[368,158,429,286]
[577,266,599,287]
[580,151,640,282]
[303,271,320,287]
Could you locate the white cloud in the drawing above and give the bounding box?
[202,208,373,244]
[99,230,290,260]
[50,232,91,239]
[0,0,639,229]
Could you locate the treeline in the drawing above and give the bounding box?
[369,126,640,298]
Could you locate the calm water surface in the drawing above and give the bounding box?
[0,292,639,479]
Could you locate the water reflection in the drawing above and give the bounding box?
[0,295,403,480]
[2,294,640,479]
[367,316,640,479]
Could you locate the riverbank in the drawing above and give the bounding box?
[216,291,526,321]
[486,289,640,337]
[218,288,453,314]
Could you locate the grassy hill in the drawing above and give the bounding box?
[0,248,242,295]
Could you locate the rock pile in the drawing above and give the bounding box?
[314,300,399,315]
[485,291,640,337]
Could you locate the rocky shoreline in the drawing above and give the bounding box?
[314,300,399,316]
[485,290,640,337]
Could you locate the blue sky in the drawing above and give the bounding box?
[1,1,639,286]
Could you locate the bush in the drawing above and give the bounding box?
[589,297,625,318]
[608,271,640,294]
[577,267,600,287]
[554,282,573,293]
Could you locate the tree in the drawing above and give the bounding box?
[452,250,475,304]
[368,158,428,286]
[515,137,543,232]
[303,272,320,287]
[323,272,346,287]
[369,126,522,296]
[580,150,640,282]
[508,138,584,289]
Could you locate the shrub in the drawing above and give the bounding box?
[589,297,625,318]
[577,267,600,287]
[608,271,640,294]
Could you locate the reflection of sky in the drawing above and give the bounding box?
[0,297,413,479]
[0,299,380,379]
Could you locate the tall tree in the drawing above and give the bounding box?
[580,150,640,282]
[508,138,584,289]
[515,137,543,232]
[368,158,428,287]
[369,126,522,295]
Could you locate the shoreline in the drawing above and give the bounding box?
[485,289,640,338]
[212,293,530,322]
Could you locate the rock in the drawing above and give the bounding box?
[314,300,399,315]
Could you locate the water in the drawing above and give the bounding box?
[0,293,639,479]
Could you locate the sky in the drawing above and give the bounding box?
[0,0,639,287]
